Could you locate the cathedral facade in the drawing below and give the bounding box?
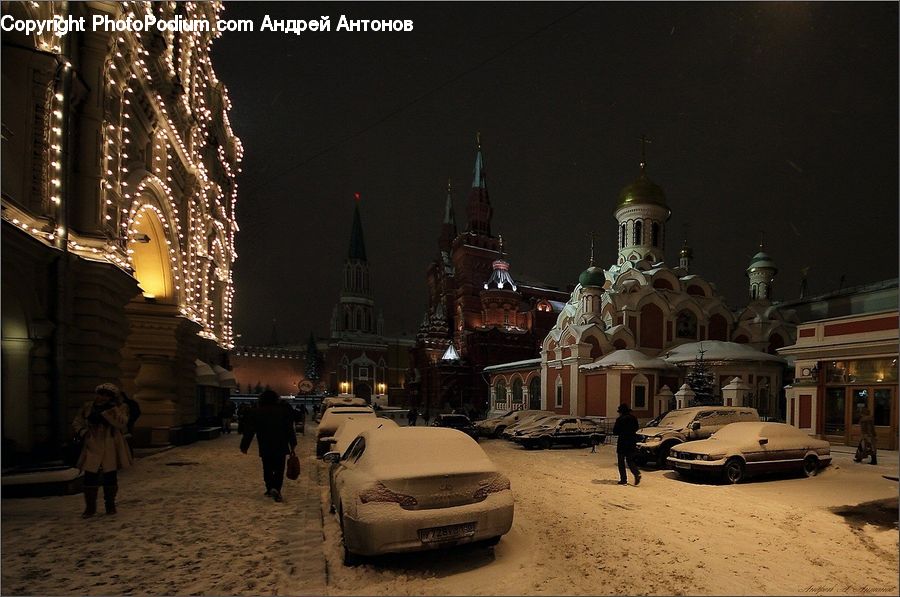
[486,153,794,421]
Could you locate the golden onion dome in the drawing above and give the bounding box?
[617,169,667,210]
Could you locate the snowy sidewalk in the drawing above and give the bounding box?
[2,430,327,596]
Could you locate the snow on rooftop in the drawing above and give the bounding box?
[483,357,542,372]
[665,341,786,364]
[581,349,677,371]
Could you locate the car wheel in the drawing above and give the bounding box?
[493,426,506,439]
[483,535,502,547]
[802,455,819,477]
[632,452,648,466]
[723,458,745,484]
[540,436,553,450]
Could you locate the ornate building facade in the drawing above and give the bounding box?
[408,138,570,414]
[2,1,241,462]
[486,152,795,421]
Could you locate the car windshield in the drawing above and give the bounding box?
[654,410,697,429]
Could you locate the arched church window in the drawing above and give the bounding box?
[651,223,659,247]
[620,224,626,248]
[676,310,698,339]
[632,374,649,410]
[344,309,350,330]
[634,221,642,245]
[495,380,507,408]
[555,377,564,408]
[512,378,523,405]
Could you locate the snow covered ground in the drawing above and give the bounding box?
[2,426,897,596]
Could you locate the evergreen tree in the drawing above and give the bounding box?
[305,333,322,383]
[686,346,717,404]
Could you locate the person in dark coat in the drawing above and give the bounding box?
[407,407,418,426]
[612,403,642,486]
[240,391,297,502]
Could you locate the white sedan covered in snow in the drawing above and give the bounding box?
[324,427,515,564]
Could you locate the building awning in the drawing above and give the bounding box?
[212,364,238,389]
[195,360,220,387]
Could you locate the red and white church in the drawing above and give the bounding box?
[486,155,796,421]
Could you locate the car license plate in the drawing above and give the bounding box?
[418,522,476,543]
[674,461,691,469]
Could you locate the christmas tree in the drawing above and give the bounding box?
[685,345,717,404]
[305,332,322,383]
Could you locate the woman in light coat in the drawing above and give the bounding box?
[72,383,133,517]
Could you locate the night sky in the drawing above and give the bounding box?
[212,2,898,346]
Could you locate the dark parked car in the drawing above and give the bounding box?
[431,413,479,439]
[512,417,606,450]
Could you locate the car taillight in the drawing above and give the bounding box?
[472,474,511,501]
[358,482,418,507]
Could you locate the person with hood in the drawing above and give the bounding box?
[72,383,133,517]
[612,403,642,486]
[240,390,297,502]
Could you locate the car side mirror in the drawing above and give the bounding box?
[758,437,768,445]
[322,451,341,463]
[690,422,701,431]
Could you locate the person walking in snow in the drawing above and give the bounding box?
[407,407,418,426]
[72,383,133,517]
[855,407,878,465]
[612,403,642,486]
[240,390,297,502]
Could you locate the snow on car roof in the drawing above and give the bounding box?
[358,427,497,477]
[328,406,374,412]
[711,421,800,441]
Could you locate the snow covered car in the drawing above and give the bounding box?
[513,417,606,450]
[500,412,557,439]
[667,421,832,484]
[315,396,369,422]
[316,406,376,458]
[507,415,566,440]
[475,409,550,438]
[324,427,514,565]
[635,406,759,467]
